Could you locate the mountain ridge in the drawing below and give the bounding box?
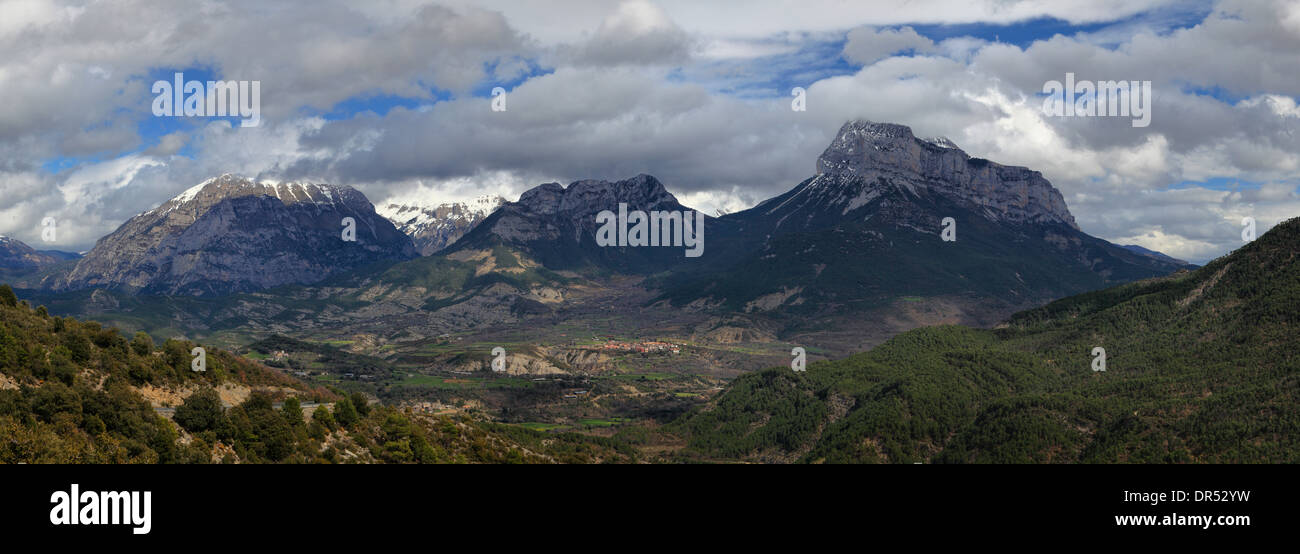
[46,174,417,296]
[0,235,60,270]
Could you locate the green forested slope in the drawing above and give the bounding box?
[0,287,634,464]
[670,218,1300,463]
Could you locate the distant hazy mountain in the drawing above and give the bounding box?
[0,235,59,270]
[1121,244,1190,266]
[47,174,416,296]
[377,195,505,256]
[36,250,82,262]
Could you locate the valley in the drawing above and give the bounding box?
[4,120,1278,464]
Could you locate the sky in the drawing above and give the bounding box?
[1,0,1298,264]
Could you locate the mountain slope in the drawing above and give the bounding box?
[668,217,1300,463]
[48,174,417,296]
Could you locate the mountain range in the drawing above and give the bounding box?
[26,122,1190,313]
[0,119,1246,464]
[2,116,1291,466]
[6,121,1200,364]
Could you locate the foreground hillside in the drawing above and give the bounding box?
[0,287,635,464]
[668,218,1300,463]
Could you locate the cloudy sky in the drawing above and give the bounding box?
[1,0,1298,263]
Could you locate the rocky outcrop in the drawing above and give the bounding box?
[49,174,416,296]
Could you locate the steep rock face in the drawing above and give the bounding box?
[813,120,1076,228]
[50,174,416,296]
[378,195,505,256]
[0,236,59,270]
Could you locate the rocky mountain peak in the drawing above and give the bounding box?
[517,182,567,214]
[814,120,1078,229]
[49,174,415,296]
[817,120,948,174]
[559,174,677,213]
[447,174,698,271]
[508,174,681,218]
[153,174,368,217]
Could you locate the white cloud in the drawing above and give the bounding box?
[2,0,1299,266]
[564,0,693,66]
[842,26,935,65]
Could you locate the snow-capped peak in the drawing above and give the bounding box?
[377,194,507,255]
[153,175,359,217]
[378,195,505,224]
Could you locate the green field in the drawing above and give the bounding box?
[578,417,631,427]
[394,372,533,390]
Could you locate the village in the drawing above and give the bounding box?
[594,339,681,355]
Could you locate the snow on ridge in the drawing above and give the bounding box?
[378,194,506,233]
[171,181,208,205]
[148,176,356,219]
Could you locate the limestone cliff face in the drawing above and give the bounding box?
[814,120,1077,229]
[49,174,416,296]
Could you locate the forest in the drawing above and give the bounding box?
[668,218,1300,463]
[0,284,634,464]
